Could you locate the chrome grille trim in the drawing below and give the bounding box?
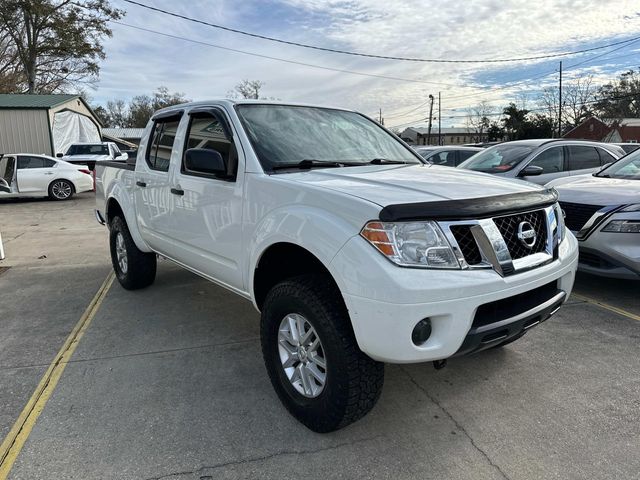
[440,206,560,277]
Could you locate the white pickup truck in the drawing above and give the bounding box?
[60,141,128,170]
[95,100,578,432]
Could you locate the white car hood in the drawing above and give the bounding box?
[281,164,543,206]
[548,175,640,206]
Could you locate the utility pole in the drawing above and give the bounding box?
[427,94,434,145]
[438,92,442,145]
[558,61,563,138]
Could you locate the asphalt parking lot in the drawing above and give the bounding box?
[1,194,639,480]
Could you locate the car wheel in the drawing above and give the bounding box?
[261,274,384,432]
[48,179,74,200]
[109,216,156,290]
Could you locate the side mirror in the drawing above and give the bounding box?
[116,153,129,161]
[0,178,10,193]
[56,153,64,158]
[518,165,544,177]
[184,148,227,176]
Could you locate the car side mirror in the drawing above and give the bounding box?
[56,153,64,158]
[518,165,544,177]
[116,153,129,161]
[0,178,10,193]
[184,148,227,176]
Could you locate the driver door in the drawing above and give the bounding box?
[0,156,17,194]
[521,146,566,184]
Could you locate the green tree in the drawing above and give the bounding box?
[501,103,529,140]
[0,0,123,93]
[594,69,640,119]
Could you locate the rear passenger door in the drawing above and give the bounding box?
[566,145,601,176]
[16,156,56,193]
[168,108,245,290]
[134,112,183,252]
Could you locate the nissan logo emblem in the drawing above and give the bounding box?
[517,221,537,248]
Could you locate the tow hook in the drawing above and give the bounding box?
[433,359,447,370]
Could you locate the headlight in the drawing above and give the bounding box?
[361,221,460,268]
[602,220,640,233]
[554,203,565,242]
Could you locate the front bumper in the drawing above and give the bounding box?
[330,233,578,363]
[576,213,640,280]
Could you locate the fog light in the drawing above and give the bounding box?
[412,318,432,345]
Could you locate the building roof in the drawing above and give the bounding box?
[0,94,82,109]
[102,128,145,139]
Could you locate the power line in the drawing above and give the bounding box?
[122,0,640,64]
[111,21,481,88]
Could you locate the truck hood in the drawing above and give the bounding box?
[63,154,110,161]
[281,164,542,206]
[548,174,640,206]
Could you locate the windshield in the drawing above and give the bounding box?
[458,143,535,173]
[66,144,108,156]
[236,105,421,171]
[597,150,640,179]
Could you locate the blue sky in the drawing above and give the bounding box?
[95,0,640,127]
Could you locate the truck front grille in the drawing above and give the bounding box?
[559,201,603,232]
[450,225,483,265]
[443,206,558,275]
[493,210,547,259]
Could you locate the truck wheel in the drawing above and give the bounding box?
[109,216,156,290]
[48,179,74,200]
[261,274,384,432]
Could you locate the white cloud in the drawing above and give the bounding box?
[95,0,640,127]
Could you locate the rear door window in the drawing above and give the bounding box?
[596,148,616,165]
[146,117,181,172]
[567,146,600,171]
[17,156,45,169]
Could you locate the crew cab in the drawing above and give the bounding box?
[95,100,578,432]
[60,142,128,170]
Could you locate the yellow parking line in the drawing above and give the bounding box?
[0,272,114,479]
[572,293,640,322]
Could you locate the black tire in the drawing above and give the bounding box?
[109,216,156,290]
[48,179,74,201]
[261,274,384,433]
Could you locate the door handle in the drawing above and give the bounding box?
[136,181,147,187]
[170,187,184,196]
[44,172,54,175]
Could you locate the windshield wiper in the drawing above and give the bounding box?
[271,159,349,171]
[368,158,408,165]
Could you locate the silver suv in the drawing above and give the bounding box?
[457,139,625,185]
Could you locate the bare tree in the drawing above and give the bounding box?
[0,0,123,93]
[0,29,22,92]
[227,79,265,99]
[539,87,559,136]
[563,75,596,127]
[465,101,494,142]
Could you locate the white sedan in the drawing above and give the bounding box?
[0,153,93,201]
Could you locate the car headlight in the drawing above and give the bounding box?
[361,221,460,268]
[601,220,640,233]
[554,203,565,242]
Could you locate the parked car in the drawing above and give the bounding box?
[457,139,625,185]
[95,100,578,432]
[0,153,93,200]
[60,142,128,170]
[613,143,640,154]
[547,152,640,280]
[414,146,482,166]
